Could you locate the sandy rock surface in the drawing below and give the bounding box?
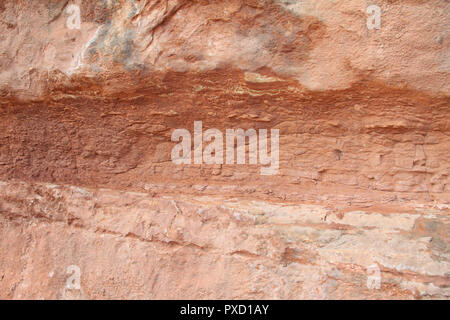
[0,0,448,299]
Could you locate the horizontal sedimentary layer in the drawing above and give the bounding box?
[0,180,449,299]
[0,73,449,205]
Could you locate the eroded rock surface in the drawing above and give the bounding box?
[0,0,449,299]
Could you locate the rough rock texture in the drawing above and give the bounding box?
[0,0,449,299]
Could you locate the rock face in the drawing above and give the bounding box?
[0,0,449,299]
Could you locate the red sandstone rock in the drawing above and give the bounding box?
[0,0,448,299]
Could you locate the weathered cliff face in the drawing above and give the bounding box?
[0,0,449,299]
